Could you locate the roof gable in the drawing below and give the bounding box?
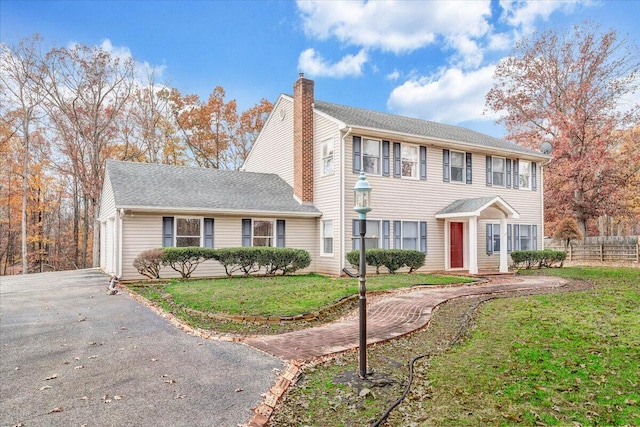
[105,160,320,216]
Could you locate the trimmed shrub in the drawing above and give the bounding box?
[403,250,426,273]
[212,247,311,277]
[511,250,566,269]
[161,247,216,279]
[133,248,164,279]
[346,249,426,274]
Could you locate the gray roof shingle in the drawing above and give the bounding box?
[435,196,501,216]
[313,100,544,157]
[105,160,320,215]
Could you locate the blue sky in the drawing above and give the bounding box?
[1,0,638,138]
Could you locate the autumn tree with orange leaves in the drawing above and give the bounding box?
[0,34,272,274]
[487,22,640,238]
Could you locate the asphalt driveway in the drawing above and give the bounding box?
[0,269,281,427]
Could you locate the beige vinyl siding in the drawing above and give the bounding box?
[312,113,342,275]
[120,213,318,280]
[98,172,116,220]
[343,136,544,273]
[243,96,295,187]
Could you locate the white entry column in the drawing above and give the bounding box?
[468,216,478,274]
[499,216,508,273]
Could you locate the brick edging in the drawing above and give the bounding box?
[247,361,303,427]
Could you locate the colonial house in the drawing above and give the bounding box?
[99,74,549,280]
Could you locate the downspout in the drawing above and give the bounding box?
[340,127,352,274]
[117,209,124,278]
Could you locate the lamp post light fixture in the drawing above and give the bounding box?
[353,170,372,379]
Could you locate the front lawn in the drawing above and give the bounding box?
[129,273,474,334]
[271,267,640,426]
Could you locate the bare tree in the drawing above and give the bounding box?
[39,43,134,267]
[0,35,46,274]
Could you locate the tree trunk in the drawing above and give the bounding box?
[21,123,29,275]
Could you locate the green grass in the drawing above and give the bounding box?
[130,272,473,317]
[271,266,640,426]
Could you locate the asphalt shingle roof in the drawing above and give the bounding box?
[435,196,510,216]
[105,160,320,215]
[313,100,544,157]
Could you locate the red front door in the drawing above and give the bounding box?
[450,222,464,268]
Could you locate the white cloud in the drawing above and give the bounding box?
[386,69,401,81]
[296,0,492,55]
[98,39,167,84]
[387,65,498,124]
[297,48,368,78]
[499,0,585,33]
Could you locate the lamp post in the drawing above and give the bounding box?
[353,170,372,379]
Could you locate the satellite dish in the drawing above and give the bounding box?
[541,141,553,155]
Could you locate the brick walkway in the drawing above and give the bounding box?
[243,276,567,360]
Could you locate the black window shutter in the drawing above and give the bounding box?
[420,146,427,180]
[514,224,520,250]
[466,152,472,184]
[352,219,360,250]
[382,141,390,176]
[486,223,493,254]
[353,136,361,173]
[242,219,252,247]
[507,224,512,253]
[203,218,214,248]
[486,156,492,186]
[532,225,538,250]
[442,149,450,182]
[506,159,512,188]
[393,221,401,249]
[420,221,427,254]
[382,220,390,249]
[162,217,174,247]
[393,142,401,178]
[276,220,285,247]
[532,162,537,190]
[513,159,519,189]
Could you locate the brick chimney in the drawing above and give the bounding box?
[293,73,314,203]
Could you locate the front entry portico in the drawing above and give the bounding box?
[436,196,519,274]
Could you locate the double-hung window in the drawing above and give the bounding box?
[321,138,334,175]
[321,220,334,255]
[362,139,381,175]
[401,145,419,179]
[443,149,471,184]
[176,218,201,247]
[242,219,286,247]
[519,160,531,189]
[513,224,538,251]
[253,220,274,247]
[162,217,215,248]
[352,220,380,250]
[401,221,419,250]
[492,157,505,187]
[450,151,465,183]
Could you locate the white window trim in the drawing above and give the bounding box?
[361,138,382,176]
[320,219,334,256]
[175,216,203,247]
[321,138,335,176]
[519,160,532,190]
[518,224,532,250]
[492,156,506,188]
[252,218,276,247]
[401,143,419,180]
[449,149,466,184]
